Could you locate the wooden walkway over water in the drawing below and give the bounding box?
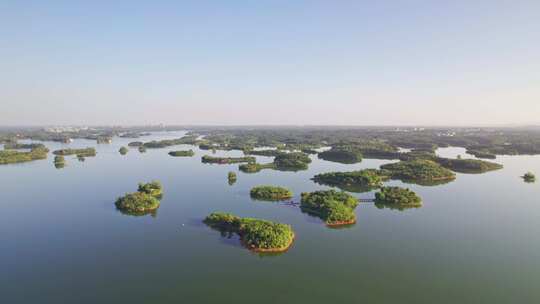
[282,198,374,207]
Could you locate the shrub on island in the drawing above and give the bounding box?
[300,190,358,226]
[250,185,293,201]
[137,181,163,197]
[380,159,455,185]
[312,169,388,192]
[138,146,147,153]
[374,186,422,210]
[168,150,195,157]
[119,146,128,155]
[203,212,295,253]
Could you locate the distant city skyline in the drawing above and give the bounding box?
[1,1,539,126]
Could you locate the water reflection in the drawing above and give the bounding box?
[374,201,423,211]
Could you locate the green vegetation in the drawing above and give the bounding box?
[228,172,237,185]
[238,162,275,173]
[300,190,358,226]
[374,186,422,210]
[0,147,49,165]
[137,181,163,197]
[201,155,255,164]
[142,135,199,148]
[115,192,160,215]
[250,185,293,201]
[312,169,388,193]
[138,146,147,153]
[168,150,195,157]
[53,147,96,157]
[204,212,295,253]
[435,157,503,174]
[380,160,456,185]
[77,155,85,162]
[119,146,128,155]
[522,172,536,183]
[273,152,311,171]
[115,181,164,216]
[318,147,363,164]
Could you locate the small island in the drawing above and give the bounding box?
[138,146,147,153]
[435,157,503,174]
[119,146,128,155]
[374,186,422,210]
[238,162,275,173]
[203,212,295,253]
[312,169,388,193]
[201,155,255,164]
[273,152,311,171]
[380,159,456,185]
[300,190,358,226]
[228,172,237,185]
[128,141,143,147]
[522,172,536,183]
[250,185,293,201]
[115,181,164,215]
[318,147,363,164]
[115,192,160,215]
[0,147,49,165]
[168,150,195,157]
[53,147,96,157]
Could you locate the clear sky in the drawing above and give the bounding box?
[1,0,539,126]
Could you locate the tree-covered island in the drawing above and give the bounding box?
[119,146,128,155]
[374,186,422,210]
[168,150,195,157]
[273,152,312,171]
[300,190,358,226]
[53,147,96,157]
[380,159,456,185]
[250,185,293,201]
[203,212,295,253]
[318,146,363,164]
[115,181,164,215]
[312,169,389,193]
[0,147,49,165]
[239,162,275,173]
[434,157,503,174]
[201,155,256,164]
[522,172,536,182]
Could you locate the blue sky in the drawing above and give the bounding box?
[1,0,539,126]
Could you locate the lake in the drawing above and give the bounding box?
[2,131,539,303]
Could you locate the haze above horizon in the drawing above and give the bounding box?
[1,1,539,126]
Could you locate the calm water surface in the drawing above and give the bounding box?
[2,132,539,303]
